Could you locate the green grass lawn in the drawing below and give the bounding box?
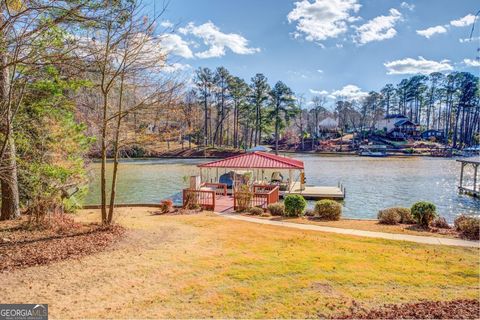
[1,208,478,318]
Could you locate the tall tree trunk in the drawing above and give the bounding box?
[233,102,237,148]
[0,137,20,220]
[100,94,108,224]
[452,105,461,148]
[107,75,125,224]
[203,94,208,148]
[0,40,20,220]
[274,104,279,155]
[258,107,262,146]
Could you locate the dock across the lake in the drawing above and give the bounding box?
[457,159,479,198]
[280,182,345,200]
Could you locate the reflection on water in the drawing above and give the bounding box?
[85,155,479,221]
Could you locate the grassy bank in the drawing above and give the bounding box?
[1,208,478,318]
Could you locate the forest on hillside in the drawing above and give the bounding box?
[0,0,478,223]
[174,68,479,151]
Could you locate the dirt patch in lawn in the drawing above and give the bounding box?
[335,299,480,319]
[0,218,124,272]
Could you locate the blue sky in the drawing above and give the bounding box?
[148,0,479,102]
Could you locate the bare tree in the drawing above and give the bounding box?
[77,0,180,224]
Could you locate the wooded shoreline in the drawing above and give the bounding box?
[88,148,456,160]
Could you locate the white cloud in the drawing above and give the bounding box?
[464,58,480,67]
[287,0,361,42]
[354,8,402,45]
[160,20,174,28]
[162,63,192,73]
[331,84,368,100]
[179,21,259,58]
[160,34,193,59]
[460,36,480,43]
[317,69,324,73]
[309,89,329,95]
[450,14,476,27]
[384,57,453,75]
[416,25,447,38]
[400,2,415,11]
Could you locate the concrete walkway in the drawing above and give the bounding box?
[217,213,480,248]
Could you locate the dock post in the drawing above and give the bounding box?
[459,162,465,189]
[474,164,478,192]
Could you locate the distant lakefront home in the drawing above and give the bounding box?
[375,114,419,138]
[421,129,445,141]
[318,117,339,131]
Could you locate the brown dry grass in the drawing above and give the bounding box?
[1,207,478,319]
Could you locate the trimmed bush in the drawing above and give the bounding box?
[431,217,451,229]
[454,215,480,240]
[378,207,413,224]
[397,208,415,224]
[314,200,342,220]
[284,195,307,217]
[377,209,401,225]
[411,201,437,228]
[267,203,285,216]
[249,207,264,215]
[454,215,469,229]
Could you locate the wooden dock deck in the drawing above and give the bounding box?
[280,182,345,200]
[215,196,235,213]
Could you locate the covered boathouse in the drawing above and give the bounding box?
[182,152,345,213]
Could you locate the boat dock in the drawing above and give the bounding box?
[280,182,345,200]
[457,159,479,198]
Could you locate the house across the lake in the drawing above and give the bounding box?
[375,114,419,139]
[421,129,445,141]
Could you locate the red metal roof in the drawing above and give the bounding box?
[198,152,304,169]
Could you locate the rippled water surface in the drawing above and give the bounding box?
[85,155,479,221]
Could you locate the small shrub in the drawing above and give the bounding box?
[431,217,451,229]
[397,207,415,224]
[267,203,285,216]
[454,215,469,229]
[377,209,401,225]
[314,200,342,220]
[249,207,264,215]
[454,215,480,240]
[284,195,307,217]
[260,212,271,217]
[377,207,413,224]
[159,199,173,214]
[411,201,437,228]
[183,192,198,210]
[235,185,253,212]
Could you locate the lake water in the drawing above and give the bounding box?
[85,155,479,222]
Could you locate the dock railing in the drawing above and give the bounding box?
[182,189,216,210]
[201,182,227,196]
[234,184,280,211]
[182,182,228,210]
